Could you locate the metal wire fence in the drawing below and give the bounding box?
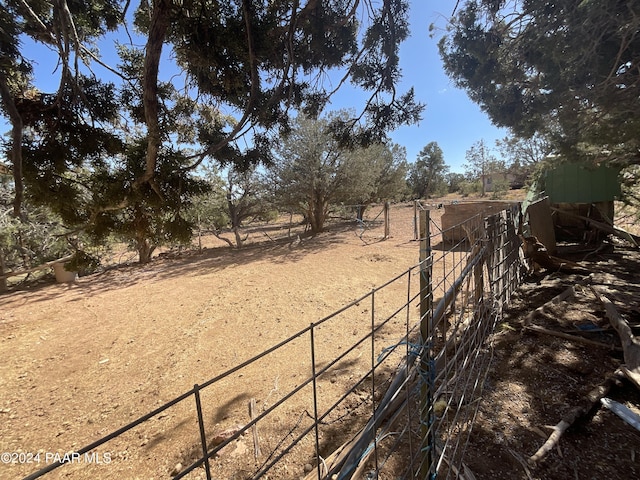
[416,204,525,479]
[21,203,524,480]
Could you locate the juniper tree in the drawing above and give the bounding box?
[2,0,422,259]
[270,112,407,233]
[439,0,640,166]
[407,142,448,199]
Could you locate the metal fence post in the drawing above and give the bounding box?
[310,324,322,480]
[413,200,419,241]
[384,201,390,239]
[194,384,212,480]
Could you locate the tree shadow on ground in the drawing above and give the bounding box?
[1,219,365,304]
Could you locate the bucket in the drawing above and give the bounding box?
[53,263,78,283]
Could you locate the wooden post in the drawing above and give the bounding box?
[0,248,7,292]
[383,201,390,239]
[419,209,434,477]
[413,200,419,240]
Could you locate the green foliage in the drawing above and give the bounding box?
[89,139,211,262]
[0,176,107,275]
[187,169,230,233]
[445,172,466,194]
[407,142,449,198]
[439,0,640,166]
[464,140,503,180]
[496,133,554,187]
[158,0,422,153]
[269,112,407,233]
[222,165,273,247]
[459,180,481,197]
[490,178,510,200]
[186,165,274,247]
[619,166,640,224]
[2,0,422,264]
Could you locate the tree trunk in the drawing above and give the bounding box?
[356,204,368,221]
[0,75,25,218]
[138,0,171,196]
[308,191,326,234]
[0,248,7,293]
[136,237,155,264]
[227,195,244,248]
[134,210,155,263]
[233,227,244,248]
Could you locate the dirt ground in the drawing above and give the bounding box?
[2,201,640,480]
[0,203,423,480]
[464,244,640,480]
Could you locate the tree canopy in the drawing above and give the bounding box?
[407,141,448,199]
[269,112,407,233]
[1,0,422,217]
[439,0,640,166]
[1,0,423,265]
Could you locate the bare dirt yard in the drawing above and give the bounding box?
[0,203,423,480]
[2,200,640,480]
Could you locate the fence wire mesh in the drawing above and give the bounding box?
[22,204,524,480]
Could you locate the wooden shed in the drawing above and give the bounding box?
[527,162,621,245]
[440,201,518,246]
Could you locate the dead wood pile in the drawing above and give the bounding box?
[521,269,640,465]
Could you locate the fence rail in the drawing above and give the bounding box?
[22,204,524,480]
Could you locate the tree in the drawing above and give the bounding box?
[341,142,408,216]
[107,0,422,195]
[222,166,272,248]
[463,140,504,196]
[188,165,275,248]
[439,0,640,166]
[5,40,215,264]
[496,133,554,187]
[367,143,409,203]
[407,142,448,199]
[2,0,422,260]
[0,0,122,218]
[270,113,405,234]
[88,139,210,263]
[445,172,466,194]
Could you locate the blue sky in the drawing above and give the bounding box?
[385,1,507,172]
[327,1,508,172]
[3,1,506,174]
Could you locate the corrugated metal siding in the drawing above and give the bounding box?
[542,163,620,203]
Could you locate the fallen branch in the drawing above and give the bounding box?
[524,284,578,326]
[529,370,625,464]
[521,236,589,274]
[525,324,621,351]
[0,254,74,280]
[590,285,640,390]
[438,442,479,480]
[249,398,260,460]
[549,206,640,248]
[508,448,534,480]
[303,354,419,480]
[332,357,418,479]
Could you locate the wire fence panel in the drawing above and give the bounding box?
[22,204,524,480]
[415,204,525,480]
